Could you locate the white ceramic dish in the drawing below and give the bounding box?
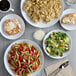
[21,0,64,28]
[0,14,25,40]
[4,39,44,76]
[43,30,72,59]
[60,9,76,30]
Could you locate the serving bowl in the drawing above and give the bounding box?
[4,39,44,76]
[43,30,72,59]
[21,0,64,28]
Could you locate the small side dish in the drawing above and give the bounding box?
[61,13,76,25]
[8,42,41,76]
[4,19,21,35]
[24,0,62,23]
[33,29,45,41]
[45,32,70,57]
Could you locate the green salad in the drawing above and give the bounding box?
[45,32,70,57]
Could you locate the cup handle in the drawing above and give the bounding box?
[10,8,14,12]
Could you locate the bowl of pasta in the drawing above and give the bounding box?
[21,0,64,28]
[4,39,44,76]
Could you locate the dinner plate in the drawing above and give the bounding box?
[60,9,76,30]
[43,30,72,59]
[4,39,44,76]
[0,14,25,40]
[20,0,64,28]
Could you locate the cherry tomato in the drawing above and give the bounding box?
[31,47,34,51]
[36,57,38,60]
[26,47,30,51]
[20,44,24,48]
[8,59,11,64]
[18,47,23,52]
[34,51,37,55]
[10,52,15,57]
[26,68,29,73]
[21,64,26,68]
[30,51,33,56]
[32,66,36,70]
[19,56,23,62]
[30,61,33,64]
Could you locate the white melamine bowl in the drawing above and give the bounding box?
[0,14,25,40]
[60,9,76,30]
[21,0,64,28]
[4,39,44,76]
[43,30,72,59]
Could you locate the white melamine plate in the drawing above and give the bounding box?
[0,14,25,40]
[4,39,44,76]
[21,0,64,28]
[43,30,72,59]
[60,9,76,30]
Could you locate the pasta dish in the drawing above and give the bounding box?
[8,42,41,76]
[24,0,62,23]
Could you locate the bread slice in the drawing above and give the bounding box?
[61,13,76,25]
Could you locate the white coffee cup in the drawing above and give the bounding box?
[0,0,14,13]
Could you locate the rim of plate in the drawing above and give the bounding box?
[20,0,64,28]
[43,29,72,59]
[0,14,25,40]
[4,39,44,76]
[60,8,76,30]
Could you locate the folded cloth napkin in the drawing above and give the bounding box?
[45,59,74,76]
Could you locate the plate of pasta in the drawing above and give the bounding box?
[21,0,64,28]
[4,39,44,76]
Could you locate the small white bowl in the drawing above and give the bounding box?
[43,30,72,59]
[0,14,25,40]
[4,39,44,76]
[20,0,64,28]
[60,9,76,30]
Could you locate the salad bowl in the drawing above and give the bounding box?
[43,30,72,59]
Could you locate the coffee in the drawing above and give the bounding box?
[0,0,10,11]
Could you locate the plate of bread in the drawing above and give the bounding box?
[60,9,76,30]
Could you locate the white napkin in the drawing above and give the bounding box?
[45,59,74,76]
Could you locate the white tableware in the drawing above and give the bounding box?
[60,9,76,30]
[43,30,72,59]
[4,39,44,76]
[66,0,76,5]
[20,0,64,28]
[0,0,14,13]
[0,14,25,40]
